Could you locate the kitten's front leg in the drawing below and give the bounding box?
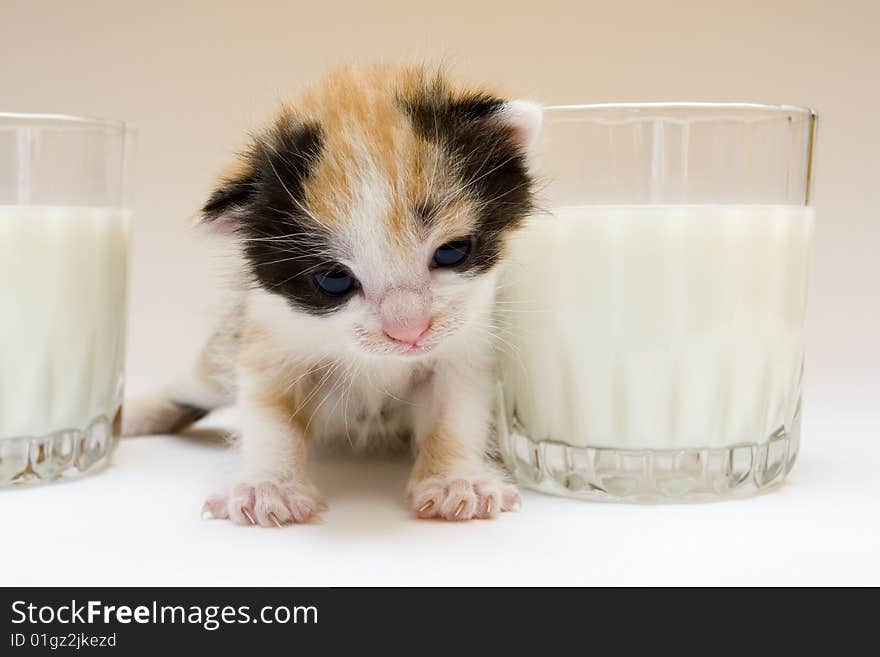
[203,363,322,528]
[407,364,520,521]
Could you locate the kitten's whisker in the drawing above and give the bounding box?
[481,328,530,381]
[251,252,331,268]
[359,366,414,406]
[304,361,352,437]
[471,178,534,210]
[290,361,340,421]
[341,361,361,450]
[259,139,327,229]
[282,361,333,398]
[268,260,341,290]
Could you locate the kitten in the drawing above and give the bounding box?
[124,64,541,526]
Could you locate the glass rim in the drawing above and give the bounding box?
[544,101,815,117]
[0,111,128,130]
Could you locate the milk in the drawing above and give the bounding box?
[0,206,130,440]
[499,204,814,451]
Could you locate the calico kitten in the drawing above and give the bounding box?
[125,64,541,526]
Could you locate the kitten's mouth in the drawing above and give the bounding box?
[382,320,443,356]
[355,319,460,358]
[386,330,438,356]
[395,341,435,356]
[358,332,440,357]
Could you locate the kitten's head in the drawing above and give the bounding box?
[201,65,541,359]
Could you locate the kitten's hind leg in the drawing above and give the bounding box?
[122,316,240,437]
[121,387,222,437]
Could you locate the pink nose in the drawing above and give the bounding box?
[383,318,430,345]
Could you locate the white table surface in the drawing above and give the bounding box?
[3,400,878,587]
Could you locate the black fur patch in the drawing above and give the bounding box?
[202,120,354,315]
[401,77,534,274]
[168,401,209,433]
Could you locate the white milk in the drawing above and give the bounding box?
[0,206,130,439]
[499,204,814,451]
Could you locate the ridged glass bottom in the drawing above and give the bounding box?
[501,411,801,503]
[0,408,121,486]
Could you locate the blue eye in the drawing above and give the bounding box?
[432,239,471,268]
[314,268,358,296]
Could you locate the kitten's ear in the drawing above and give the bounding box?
[495,100,543,149]
[192,160,257,235]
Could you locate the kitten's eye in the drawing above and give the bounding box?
[432,239,471,268]
[314,268,358,296]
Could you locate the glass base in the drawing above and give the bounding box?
[501,414,800,504]
[0,408,121,486]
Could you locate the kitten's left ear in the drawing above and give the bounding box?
[495,100,543,150]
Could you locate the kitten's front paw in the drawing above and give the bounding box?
[202,481,323,527]
[410,476,521,521]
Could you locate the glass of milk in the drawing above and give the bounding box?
[498,103,816,502]
[0,113,132,485]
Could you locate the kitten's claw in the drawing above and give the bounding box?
[202,494,229,520]
[204,481,323,528]
[411,476,520,521]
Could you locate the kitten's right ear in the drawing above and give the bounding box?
[193,160,257,235]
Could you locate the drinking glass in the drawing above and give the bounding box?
[0,113,133,485]
[498,103,817,502]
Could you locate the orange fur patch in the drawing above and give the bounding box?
[275,64,501,245]
[410,427,469,482]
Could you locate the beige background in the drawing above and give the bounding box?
[3,0,878,425]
